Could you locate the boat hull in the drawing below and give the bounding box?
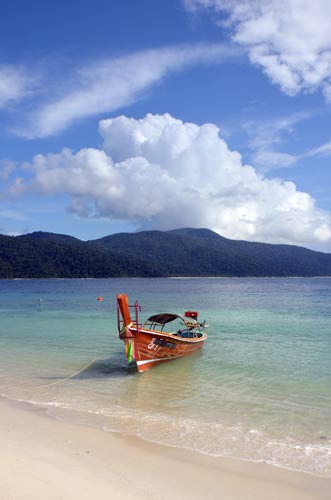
[116,293,207,373]
[122,327,206,373]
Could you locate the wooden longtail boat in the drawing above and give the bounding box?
[117,294,208,373]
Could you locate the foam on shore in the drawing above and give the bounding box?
[1,396,330,500]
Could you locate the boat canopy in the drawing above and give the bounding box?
[146,313,185,325]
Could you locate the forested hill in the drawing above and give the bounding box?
[0,233,153,278]
[0,228,331,278]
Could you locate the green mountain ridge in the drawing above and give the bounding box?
[0,233,153,278]
[0,228,330,278]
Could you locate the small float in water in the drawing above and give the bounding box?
[117,294,208,373]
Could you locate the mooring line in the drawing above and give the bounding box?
[36,358,97,388]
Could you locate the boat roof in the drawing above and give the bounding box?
[146,313,184,325]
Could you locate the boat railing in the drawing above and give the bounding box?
[117,299,142,334]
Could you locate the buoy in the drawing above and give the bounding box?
[97,296,103,302]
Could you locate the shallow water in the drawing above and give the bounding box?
[0,278,330,476]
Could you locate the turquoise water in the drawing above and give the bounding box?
[0,278,330,476]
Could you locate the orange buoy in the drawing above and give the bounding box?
[97,296,103,301]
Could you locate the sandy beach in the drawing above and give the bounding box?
[1,397,330,500]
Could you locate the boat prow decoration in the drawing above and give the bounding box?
[116,294,208,373]
[117,293,132,327]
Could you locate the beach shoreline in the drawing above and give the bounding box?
[1,396,330,500]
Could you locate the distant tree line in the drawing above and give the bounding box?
[0,228,330,278]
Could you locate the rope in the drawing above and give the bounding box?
[36,357,97,388]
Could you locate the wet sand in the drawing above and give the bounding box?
[0,397,330,500]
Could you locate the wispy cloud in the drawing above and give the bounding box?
[184,0,331,100]
[251,135,331,171]
[303,140,331,158]
[14,43,237,138]
[0,65,37,108]
[239,111,331,171]
[0,209,27,221]
[251,150,298,170]
[0,159,16,180]
[243,112,312,170]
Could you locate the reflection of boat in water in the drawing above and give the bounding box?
[117,294,208,373]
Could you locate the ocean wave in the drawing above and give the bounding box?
[3,392,331,478]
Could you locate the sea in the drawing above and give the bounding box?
[0,277,330,477]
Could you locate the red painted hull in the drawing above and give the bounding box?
[116,294,207,373]
[121,327,206,373]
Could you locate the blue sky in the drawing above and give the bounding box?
[0,0,330,251]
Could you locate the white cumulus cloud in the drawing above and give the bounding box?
[184,0,331,98]
[17,113,331,248]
